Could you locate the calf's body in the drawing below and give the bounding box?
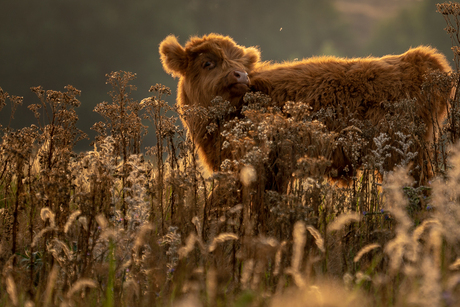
[250,47,449,135]
[159,33,451,183]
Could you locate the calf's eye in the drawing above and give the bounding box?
[202,61,216,70]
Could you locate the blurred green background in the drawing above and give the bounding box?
[0,0,453,150]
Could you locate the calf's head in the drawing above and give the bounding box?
[159,34,260,108]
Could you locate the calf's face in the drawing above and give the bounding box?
[159,34,260,108]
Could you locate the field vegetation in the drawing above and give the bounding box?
[3,3,460,307]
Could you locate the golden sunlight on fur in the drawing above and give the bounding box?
[160,33,451,184]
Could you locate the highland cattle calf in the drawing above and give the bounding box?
[159,33,451,184]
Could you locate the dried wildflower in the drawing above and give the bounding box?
[149,83,172,96]
[160,226,182,280]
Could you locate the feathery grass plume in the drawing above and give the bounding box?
[229,204,243,214]
[405,221,426,265]
[355,271,372,284]
[273,241,287,276]
[51,238,73,260]
[100,229,118,241]
[306,225,325,253]
[6,274,18,306]
[409,257,442,307]
[285,221,308,288]
[208,233,238,252]
[428,226,443,269]
[327,212,361,232]
[96,213,117,240]
[412,219,441,243]
[353,243,381,263]
[251,260,266,290]
[291,221,306,272]
[78,216,88,231]
[63,210,81,233]
[240,259,254,290]
[310,286,324,305]
[24,301,35,307]
[240,164,257,186]
[123,278,140,305]
[120,259,131,272]
[382,167,413,274]
[40,207,56,228]
[178,234,198,259]
[343,273,354,289]
[206,268,217,306]
[47,247,65,266]
[172,295,202,307]
[96,214,108,230]
[449,258,460,270]
[43,265,58,307]
[269,279,370,307]
[431,143,460,245]
[66,278,97,299]
[1,255,15,277]
[31,226,55,248]
[191,216,202,237]
[254,236,279,249]
[132,223,155,259]
[446,274,460,301]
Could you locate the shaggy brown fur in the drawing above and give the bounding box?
[159,33,451,183]
[250,46,452,182]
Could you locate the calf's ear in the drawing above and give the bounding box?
[245,47,261,70]
[159,35,188,77]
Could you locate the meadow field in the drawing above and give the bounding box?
[3,3,460,307]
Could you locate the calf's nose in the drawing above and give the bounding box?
[232,70,249,85]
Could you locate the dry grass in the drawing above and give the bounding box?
[2,3,460,306]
